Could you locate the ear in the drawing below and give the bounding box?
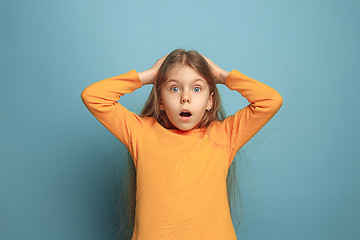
[207,92,214,111]
[159,96,165,111]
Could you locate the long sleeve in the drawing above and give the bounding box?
[80,69,143,165]
[223,69,283,164]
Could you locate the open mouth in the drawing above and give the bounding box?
[179,111,192,117]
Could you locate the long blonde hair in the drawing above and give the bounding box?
[116,49,244,239]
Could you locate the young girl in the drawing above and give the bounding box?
[81,49,283,240]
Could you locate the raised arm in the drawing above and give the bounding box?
[80,54,169,166]
[200,54,283,165]
[223,69,283,162]
[81,70,144,161]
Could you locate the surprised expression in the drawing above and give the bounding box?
[160,65,213,131]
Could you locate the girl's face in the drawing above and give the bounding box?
[159,65,213,131]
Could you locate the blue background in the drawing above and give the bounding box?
[1,0,359,239]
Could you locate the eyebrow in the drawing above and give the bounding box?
[166,78,207,84]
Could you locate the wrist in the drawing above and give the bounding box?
[218,70,230,84]
[138,69,155,85]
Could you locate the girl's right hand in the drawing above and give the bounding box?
[138,54,169,85]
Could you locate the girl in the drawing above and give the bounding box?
[81,49,283,240]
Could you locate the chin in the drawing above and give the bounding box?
[174,124,194,131]
[178,124,201,131]
[176,127,192,131]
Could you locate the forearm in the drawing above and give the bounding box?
[217,70,230,85]
[138,69,155,85]
[225,69,283,110]
[223,69,283,156]
[81,70,142,112]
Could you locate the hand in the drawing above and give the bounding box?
[200,54,229,84]
[149,54,169,76]
[138,54,169,85]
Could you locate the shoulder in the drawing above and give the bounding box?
[138,116,156,127]
[205,119,231,147]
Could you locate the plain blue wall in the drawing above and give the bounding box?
[1,0,359,239]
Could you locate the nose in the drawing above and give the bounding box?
[181,91,191,104]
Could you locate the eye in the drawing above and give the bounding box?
[193,87,201,93]
[170,86,179,92]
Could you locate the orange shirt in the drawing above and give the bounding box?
[81,69,283,240]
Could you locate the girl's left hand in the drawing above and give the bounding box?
[200,54,229,84]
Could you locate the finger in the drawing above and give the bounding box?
[200,54,208,61]
[201,54,213,66]
[158,54,169,63]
